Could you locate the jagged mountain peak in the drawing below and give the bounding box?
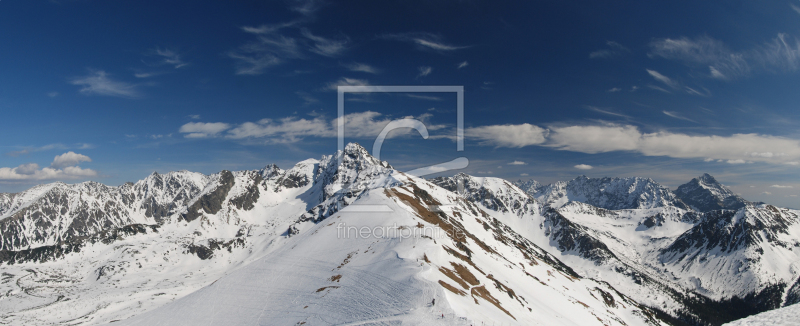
[259,163,284,179]
[698,172,718,183]
[675,173,748,212]
[532,174,688,210]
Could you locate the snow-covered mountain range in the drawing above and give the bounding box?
[1,143,798,325]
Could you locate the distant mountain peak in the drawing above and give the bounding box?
[674,173,748,212]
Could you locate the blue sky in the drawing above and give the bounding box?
[2,0,800,207]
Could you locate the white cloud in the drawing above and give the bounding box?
[727,159,747,164]
[508,161,527,165]
[0,152,98,181]
[608,87,622,92]
[183,112,443,144]
[188,114,201,120]
[520,173,529,176]
[417,66,432,78]
[343,62,379,74]
[51,151,92,169]
[70,71,139,97]
[457,61,468,69]
[466,123,548,148]
[763,191,773,195]
[542,123,800,164]
[646,69,679,89]
[179,122,232,138]
[324,77,369,91]
[548,124,640,153]
[15,163,40,175]
[771,185,794,188]
[574,164,593,170]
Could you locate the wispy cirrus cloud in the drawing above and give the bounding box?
[589,41,629,59]
[792,2,800,14]
[585,106,632,119]
[382,32,469,52]
[406,94,441,101]
[343,62,379,74]
[649,34,800,80]
[301,29,349,57]
[288,0,326,17]
[457,61,468,69]
[6,143,67,157]
[662,111,697,123]
[70,70,140,98]
[417,66,432,78]
[229,21,349,75]
[574,164,593,170]
[153,47,189,68]
[646,69,679,89]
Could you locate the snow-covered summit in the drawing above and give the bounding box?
[532,175,688,210]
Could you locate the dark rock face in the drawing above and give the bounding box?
[278,172,309,189]
[0,224,158,265]
[187,238,246,260]
[785,277,800,306]
[541,208,618,264]
[182,171,236,222]
[230,173,263,211]
[675,173,748,212]
[660,205,796,260]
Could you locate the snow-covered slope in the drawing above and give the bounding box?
[0,143,395,325]
[659,204,800,301]
[113,174,665,326]
[469,173,800,324]
[723,302,800,326]
[3,146,800,325]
